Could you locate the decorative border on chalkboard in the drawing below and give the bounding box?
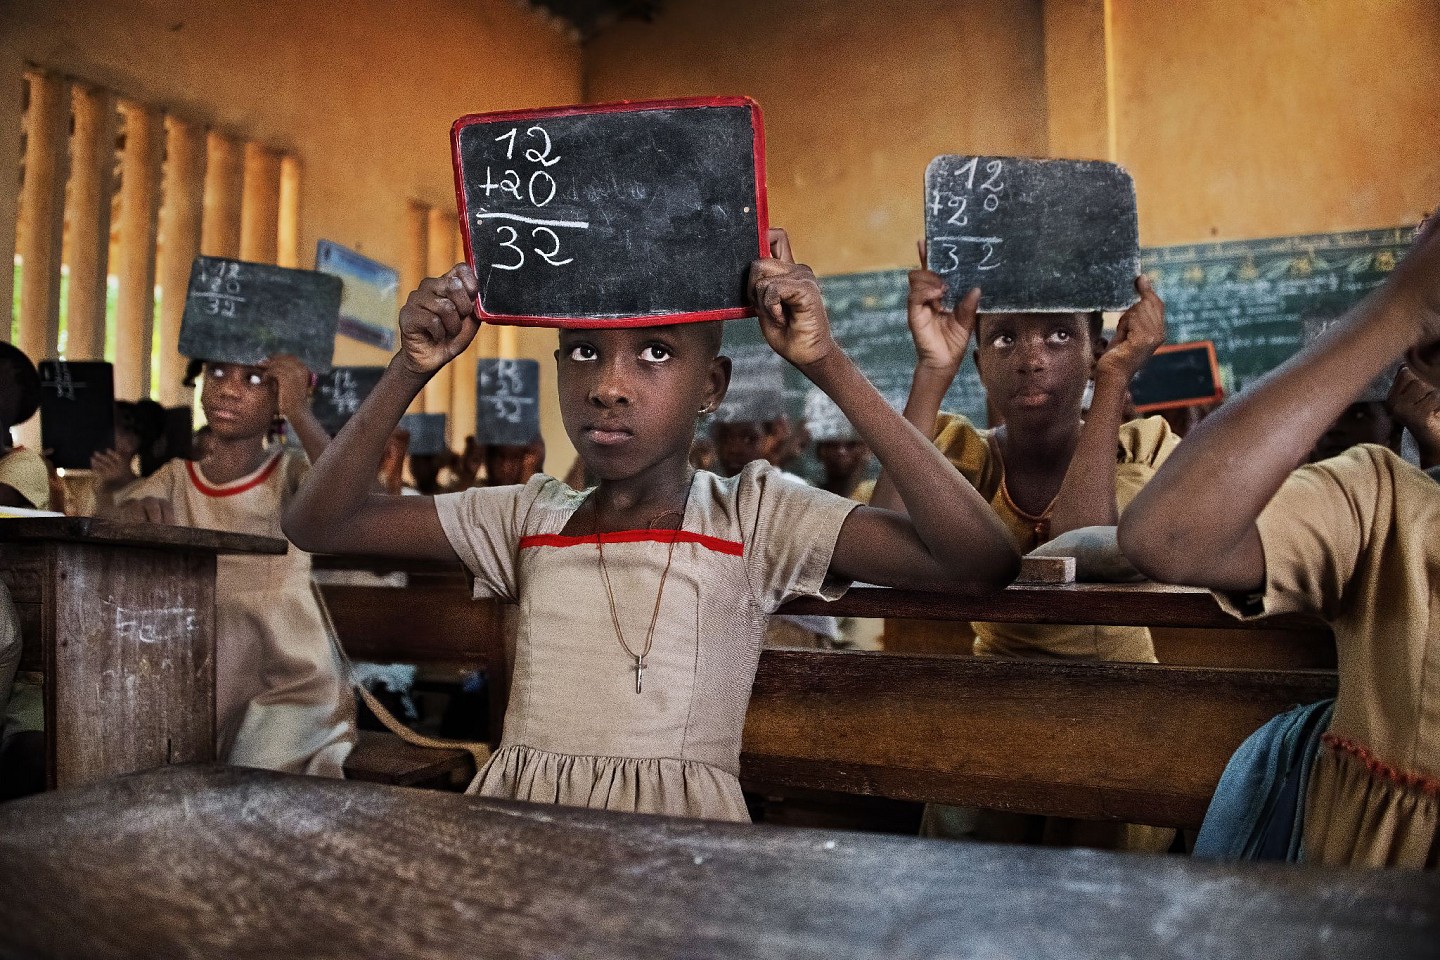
[450,95,769,329]
[1132,340,1225,414]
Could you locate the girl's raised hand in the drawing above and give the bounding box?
[748,228,836,369]
[262,353,314,421]
[1094,274,1166,385]
[1387,364,1440,458]
[908,244,979,375]
[399,264,481,377]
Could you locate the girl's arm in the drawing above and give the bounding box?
[749,233,1019,595]
[869,259,979,512]
[265,354,331,464]
[1047,278,1165,535]
[1119,214,1440,591]
[281,267,482,560]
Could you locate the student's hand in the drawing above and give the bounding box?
[263,353,314,422]
[116,496,175,525]
[398,265,481,377]
[749,229,836,369]
[1094,275,1166,386]
[1387,364,1440,460]
[90,448,137,488]
[907,268,979,375]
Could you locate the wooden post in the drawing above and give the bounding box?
[422,207,455,417]
[1042,0,1117,161]
[277,154,301,269]
[63,83,117,362]
[155,116,207,405]
[239,142,280,264]
[449,231,478,452]
[201,132,244,258]
[113,101,164,400]
[0,54,24,341]
[403,201,429,413]
[16,70,69,363]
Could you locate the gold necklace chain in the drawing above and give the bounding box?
[593,499,686,695]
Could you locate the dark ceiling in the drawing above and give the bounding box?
[529,0,663,40]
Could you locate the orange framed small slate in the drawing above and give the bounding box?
[1130,340,1225,413]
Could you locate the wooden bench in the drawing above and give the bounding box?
[3,765,1433,959]
[320,574,1339,829]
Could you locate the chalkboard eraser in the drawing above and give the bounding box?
[1017,556,1076,585]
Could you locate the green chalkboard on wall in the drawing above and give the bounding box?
[1140,226,1414,393]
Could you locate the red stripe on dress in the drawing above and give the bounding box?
[1321,732,1440,797]
[519,529,744,556]
[187,453,283,498]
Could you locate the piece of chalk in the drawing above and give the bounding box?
[1017,555,1076,584]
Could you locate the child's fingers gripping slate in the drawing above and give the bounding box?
[767,227,794,264]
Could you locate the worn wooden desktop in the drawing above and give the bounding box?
[1,765,1433,960]
[0,517,284,789]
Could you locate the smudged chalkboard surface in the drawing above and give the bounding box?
[311,366,386,436]
[178,256,341,373]
[39,361,115,469]
[924,156,1139,313]
[452,97,766,327]
[1130,341,1224,413]
[476,358,540,446]
[399,413,449,457]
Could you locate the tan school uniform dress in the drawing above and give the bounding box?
[118,450,355,777]
[1216,445,1439,868]
[0,447,52,510]
[909,414,1179,851]
[435,461,857,822]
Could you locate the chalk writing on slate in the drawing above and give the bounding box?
[179,256,341,373]
[399,413,449,457]
[924,156,1139,313]
[452,97,766,326]
[476,358,541,446]
[39,361,115,469]
[1130,341,1224,413]
[310,366,386,436]
[1142,226,1414,394]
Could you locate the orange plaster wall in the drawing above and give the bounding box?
[1112,0,1440,246]
[583,0,1050,275]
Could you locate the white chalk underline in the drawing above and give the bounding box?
[930,235,1003,244]
[475,212,591,229]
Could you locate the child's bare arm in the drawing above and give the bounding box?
[282,266,482,560]
[870,261,979,512]
[265,354,330,464]
[1119,214,1440,591]
[1048,278,1165,535]
[749,232,1018,594]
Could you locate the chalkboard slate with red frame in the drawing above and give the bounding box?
[1129,341,1224,413]
[924,156,1139,313]
[452,97,767,328]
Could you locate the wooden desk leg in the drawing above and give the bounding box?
[47,543,217,789]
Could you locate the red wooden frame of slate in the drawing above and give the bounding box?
[450,96,769,329]
[1132,339,1225,414]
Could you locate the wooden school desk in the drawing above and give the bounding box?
[1,765,1433,960]
[0,517,285,789]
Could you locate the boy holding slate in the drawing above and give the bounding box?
[283,230,1019,822]
[111,256,355,779]
[1120,214,1440,868]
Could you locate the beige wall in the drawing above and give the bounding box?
[1,0,583,468]
[584,0,1050,276]
[1113,0,1439,245]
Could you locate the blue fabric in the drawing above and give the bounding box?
[1193,698,1335,862]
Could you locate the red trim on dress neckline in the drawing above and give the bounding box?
[1321,732,1440,797]
[520,529,744,556]
[187,453,283,498]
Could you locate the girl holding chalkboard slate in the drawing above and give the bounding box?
[283,230,1019,822]
[1120,213,1440,868]
[111,354,356,779]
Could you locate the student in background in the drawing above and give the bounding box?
[483,435,545,488]
[80,398,173,515]
[109,355,355,778]
[1120,214,1440,868]
[282,233,1018,823]
[0,342,48,512]
[872,259,1174,850]
[816,437,872,500]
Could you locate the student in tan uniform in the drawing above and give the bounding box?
[1120,213,1440,869]
[111,355,355,777]
[283,230,1019,823]
[0,342,49,512]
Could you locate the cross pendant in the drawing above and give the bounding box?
[635,655,646,694]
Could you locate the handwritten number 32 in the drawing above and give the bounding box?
[494,225,574,270]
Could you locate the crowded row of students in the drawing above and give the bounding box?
[3,210,1438,868]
